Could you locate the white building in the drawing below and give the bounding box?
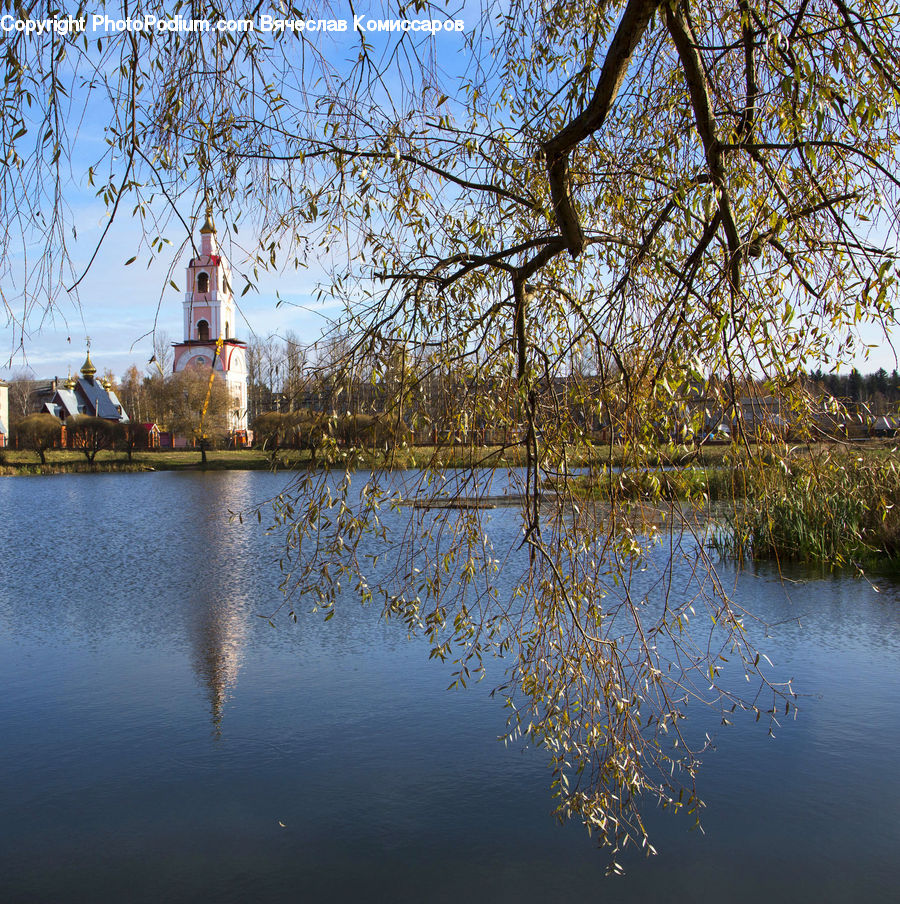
[172,208,249,439]
[0,379,8,448]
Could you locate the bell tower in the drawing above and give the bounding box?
[172,205,249,436]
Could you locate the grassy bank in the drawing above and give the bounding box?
[0,448,275,474]
[0,443,535,474]
[0,436,756,476]
[13,436,892,476]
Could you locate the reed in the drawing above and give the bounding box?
[722,454,900,567]
[579,450,900,568]
[580,465,742,505]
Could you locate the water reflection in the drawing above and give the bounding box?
[183,477,254,733]
[188,590,247,732]
[157,471,260,734]
[0,471,265,734]
[1,471,900,904]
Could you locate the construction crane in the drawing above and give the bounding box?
[196,333,225,464]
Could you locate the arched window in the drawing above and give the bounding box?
[225,321,230,339]
[197,272,210,293]
[197,319,210,341]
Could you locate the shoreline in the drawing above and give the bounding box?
[0,439,893,477]
[0,446,531,475]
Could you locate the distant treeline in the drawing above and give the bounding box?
[805,367,900,409]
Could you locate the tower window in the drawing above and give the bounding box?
[197,272,210,293]
[225,321,230,339]
[197,319,210,341]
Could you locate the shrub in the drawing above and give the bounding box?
[66,415,122,464]
[13,413,62,464]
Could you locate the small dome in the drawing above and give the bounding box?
[81,352,96,379]
[200,207,217,235]
[64,374,77,391]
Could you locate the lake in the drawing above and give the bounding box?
[1,470,898,902]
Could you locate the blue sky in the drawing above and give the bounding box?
[1,4,897,382]
[0,3,470,382]
[0,196,339,381]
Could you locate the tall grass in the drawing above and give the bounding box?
[722,454,900,567]
[580,464,742,505]
[580,451,900,568]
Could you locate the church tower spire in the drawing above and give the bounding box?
[199,196,218,255]
[171,199,250,438]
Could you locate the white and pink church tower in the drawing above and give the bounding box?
[172,207,249,438]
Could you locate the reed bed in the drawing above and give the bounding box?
[580,451,900,568]
[722,455,900,568]
[580,464,742,505]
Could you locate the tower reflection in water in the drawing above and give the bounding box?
[180,471,256,735]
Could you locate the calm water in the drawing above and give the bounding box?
[1,471,899,902]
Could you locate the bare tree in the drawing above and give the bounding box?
[151,331,173,376]
[119,365,145,424]
[5,368,37,422]
[66,415,121,464]
[281,330,309,409]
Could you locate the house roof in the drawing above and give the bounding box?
[75,376,128,421]
[45,377,129,423]
[55,388,81,419]
[105,387,129,423]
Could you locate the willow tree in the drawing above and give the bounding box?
[4,1,900,866]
